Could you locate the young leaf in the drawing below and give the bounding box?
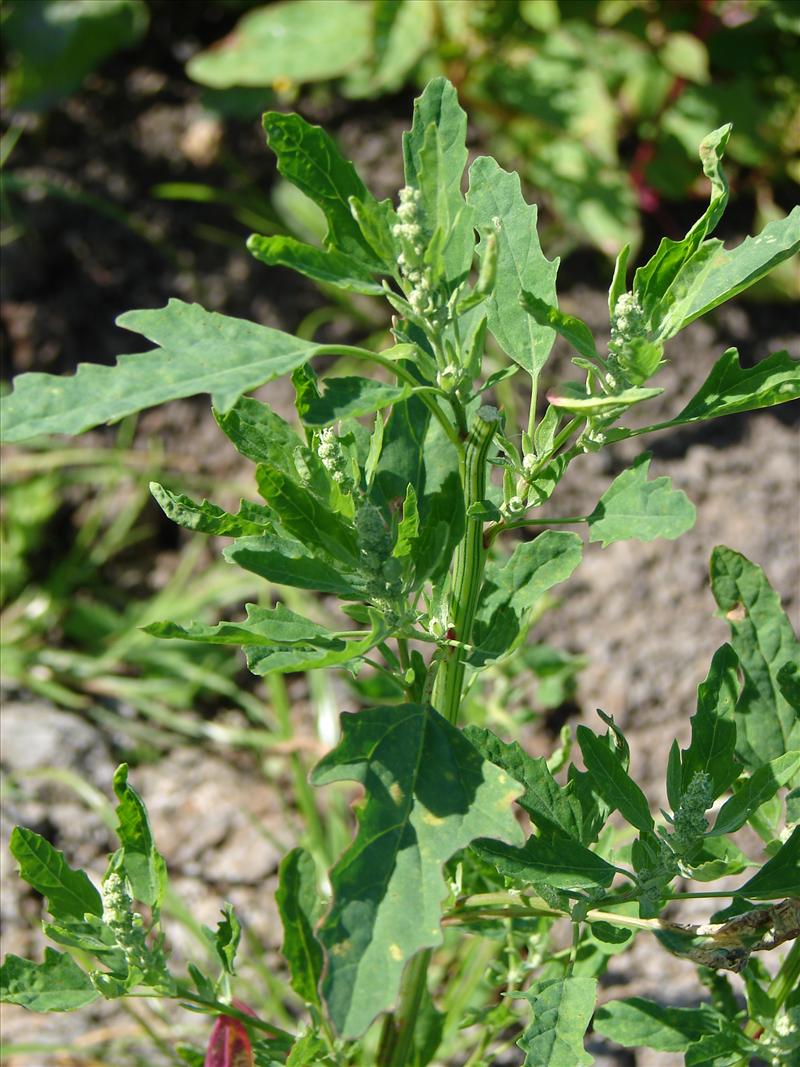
[0,949,98,1012]
[204,1012,254,1067]
[214,396,304,469]
[247,235,385,295]
[670,348,800,426]
[473,833,616,891]
[467,156,559,382]
[547,382,661,416]
[517,976,597,1067]
[594,997,724,1052]
[263,111,380,266]
[9,827,103,922]
[710,546,800,769]
[402,77,472,282]
[519,292,600,361]
[293,375,412,426]
[587,452,696,547]
[0,300,321,442]
[276,848,323,1007]
[150,484,272,538]
[211,904,241,977]
[674,644,741,807]
[255,466,359,565]
[310,703,523,1038]
[470,531,583,666]
[735,827,800,899]
[576,725,654,832]
[113,764,167,911]
[709,752,800,836]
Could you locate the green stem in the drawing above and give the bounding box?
[377,949,433,1067]
[741,938,800,1049]
[431,408,501,724]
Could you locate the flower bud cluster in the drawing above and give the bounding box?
[609,292,646,354]
[317,428,354,494]
[669,771,712,858]
[355,502,402,600]
[394,186,435,316]
[101,872,152,976]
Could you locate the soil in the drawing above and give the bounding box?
[1,5,798,1065]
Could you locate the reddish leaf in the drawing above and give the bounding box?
[204,1004,255,1067]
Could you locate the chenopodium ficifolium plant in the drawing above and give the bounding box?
[1,78,799,1067]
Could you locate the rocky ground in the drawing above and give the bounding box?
[1,6,798,1064]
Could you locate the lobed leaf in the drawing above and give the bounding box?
[211,904,241,977]
[0,300,319,442]
[310,703,523,1038]
[470,531,583,667]
[9,827,103,922]
[473,833,616,891]
[671,348,800,425]
[517,976,597,1067]
[467,156,559,382]
[709,752,800,836]
[276,848,323,1007]
[247,234,385,295]
[710,547,800,770]
[224,534,367,598]
[150,484,272,538]
[587,452,696,547]
[0,949,98,1012]
[294,375,412,426]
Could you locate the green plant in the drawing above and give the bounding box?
[1,77,799,1066]
[187,0,800,258]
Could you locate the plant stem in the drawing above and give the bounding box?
[431,408,501,724]
[377,949,433,1067]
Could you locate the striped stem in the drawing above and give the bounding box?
[432,406,501,724]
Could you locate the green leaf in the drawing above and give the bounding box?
[392,484,420,562]
[247,234,384,294]
[211,904,241,976]
[256,466,359,565]
[470,531,583,667]
[0,949,98,1012]
[150,483,271,538]
[467,156,559,381]
[671,348,800,425]
[9,827,103,922]
[286,1029,328,1067]
[519,292,599,361]
[294,375,412,427]
[517,976,597,1067]
[735,827,800,899]
[673,644,741,807]
[276,848,323,1007]
[403,77,472,283]
[655,208,800,340]
[214,396,304,469]
[263,111,379,265]
[186,0,370,89]
[225,534,365,597]
[594,997,724,1052]
[710,546,800,769]
[576,725,653,832]
[710,752,800,836]
[473,833,615,891]
[547,382,662,416]
[112,764,167,911]
[0,300,320,442]
[464,726,593,844]
[310,703,523,1038]
[587,452,696,547]
[684,1030,758,1067]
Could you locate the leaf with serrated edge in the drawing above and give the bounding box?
[676,644,741,805]
[224,535,366,597]
[9,828,103,922]
[517,977,596,1067]
[577,725,653,832]
[247,235,385,295]
[0,949,98,1012]
[673,348,800,425]
[295,376,412,426]
[310,703,523,1038]
[548,382,661,415]
[470,531,582,667]
[150,484,271,537]
[594,998,724,1052]
[276,848,323,1007]
[467,156,559,381]
[263,111,380,266]
[710,752,800,836]
[735,827,800,898]
[710,546,800,770]
[0,300,320,443]
[113,764,167,910]
[587,452,696,547]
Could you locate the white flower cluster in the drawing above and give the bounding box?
[101,872,151,974]
[609,292,646,350]
[393,186,435,315]
[317,428,354,494]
